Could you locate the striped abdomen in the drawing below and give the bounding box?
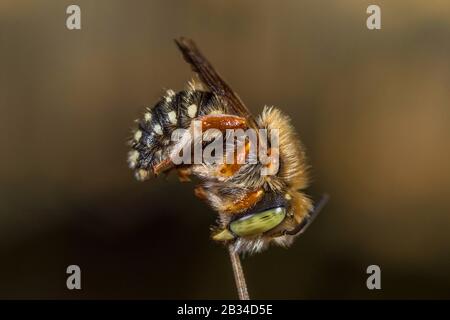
[128,89,224,180]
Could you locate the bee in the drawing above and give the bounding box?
[128,37,327,254]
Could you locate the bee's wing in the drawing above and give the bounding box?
[175,37,258,129]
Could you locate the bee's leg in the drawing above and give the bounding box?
[217,163,241,178]
[198,116,251,179]
[223,188,264,214]
[194,185,208,200]
[199,114,247,131]
[177,166,192,182]
[152,158,175,175]
[153,160,192,181]
[217,138,253,178]
[153,115,247,176]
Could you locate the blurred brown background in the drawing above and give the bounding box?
[1,0,450,299]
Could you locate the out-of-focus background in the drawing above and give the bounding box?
[1,0,450,299]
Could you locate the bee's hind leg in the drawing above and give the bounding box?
[199,114,247,131]
[152,158,175,176]
[177,166,192,182]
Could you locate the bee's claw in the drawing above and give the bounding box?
[194,185,207,200]
[177,167,192,182]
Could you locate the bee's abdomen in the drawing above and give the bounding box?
[128,89,222,180]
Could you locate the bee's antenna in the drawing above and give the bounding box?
[285,193,330,236]
[305,193,329,229]
[228,244,250,300]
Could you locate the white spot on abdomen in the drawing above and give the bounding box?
[165,90,176,103]
[168,111,177,125]
[154,124,163,135]
[154,150,162,160]
[134,130,142,142]
[136,169,149,181]
[128,150,139,168]
[187,104,197,118]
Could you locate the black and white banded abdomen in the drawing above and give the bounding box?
[128,88,224,180]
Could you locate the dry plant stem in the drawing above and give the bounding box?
[228,244,250,300]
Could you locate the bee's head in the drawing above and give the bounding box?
[212,190,324,253]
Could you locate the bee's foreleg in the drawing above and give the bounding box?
[177,166,192,182]
[199,114,247,131]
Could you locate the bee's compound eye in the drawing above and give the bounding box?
[230,207,286,237]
